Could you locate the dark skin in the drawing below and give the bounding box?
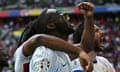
[88,25,104,61]
[74,2,95,71]
[73,24,114,72]
[14,2,95,72]
[75,24,105,61]
[24,2,94,72]
[76,3,114,72]
[23,34,93,72]
[77,2,95,53]
[74,25,105,71]
[23,34,82,56]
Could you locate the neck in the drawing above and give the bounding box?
[88,51,97,61]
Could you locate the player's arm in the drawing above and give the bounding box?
[77,2,95,53]
[23,34,82,56]
[23,34,93,72]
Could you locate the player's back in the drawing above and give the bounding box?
[14,43,32,72]
[30,46,72,72]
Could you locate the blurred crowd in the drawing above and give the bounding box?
[0,0,120,72]
[0,19,25,72]
[0,15,120,72]
[0,0,120,10]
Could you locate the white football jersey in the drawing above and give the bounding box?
[93,56,116,72]
[72,58,83,72]
[14,43,32,72]
[72,56,116,72]
[30,46,72,72]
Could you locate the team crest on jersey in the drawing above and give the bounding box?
[40,58,50,71]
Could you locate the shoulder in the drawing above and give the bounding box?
[96,56,114,68]
[14,44,24,57]
[14,43,31,59]
[96,56,110,63]
[96,56,116,72]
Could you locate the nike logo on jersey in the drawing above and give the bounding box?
[62,63,67,67]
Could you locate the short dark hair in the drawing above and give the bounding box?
[73,24,84,43]
[17,9,48,47]
[73,24,103,52]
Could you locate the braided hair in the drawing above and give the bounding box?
[17,9,48,47]
[17,9,74,48]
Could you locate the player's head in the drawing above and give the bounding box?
[73,24,104,52]
[41,9,74,40]
[17,9,74,47]
[94,25,104,51]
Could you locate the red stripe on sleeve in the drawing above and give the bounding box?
[23,63,29,72]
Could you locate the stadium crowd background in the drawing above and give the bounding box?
[0,0,120,72]
[0,0,120,10]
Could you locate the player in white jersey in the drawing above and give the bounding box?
[14,3,95,72]
[14,9,88,72]
[14,43,31,72]
[30,46,72,72]
[72,53,116,72]
[29,2,96,72]
[94,56,115,72]
[72,14,116,71]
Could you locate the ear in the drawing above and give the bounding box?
[46,23,56,29]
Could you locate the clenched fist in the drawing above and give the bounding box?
[77,2,95,16]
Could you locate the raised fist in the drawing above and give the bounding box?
[77,2,95,16]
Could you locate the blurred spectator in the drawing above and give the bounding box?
[0,1,120,71]
[0,0,120,10]
[0,50,8,72]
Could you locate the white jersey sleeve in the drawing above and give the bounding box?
[30,46,72,72]
[14,44,31,72]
